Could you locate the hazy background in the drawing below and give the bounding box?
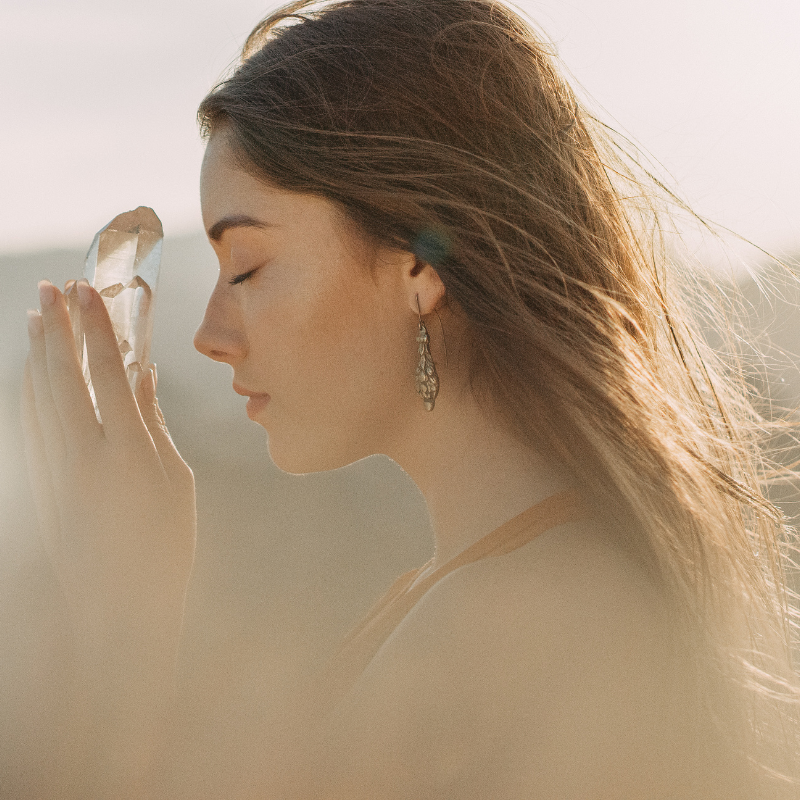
[1,0,799,795]
[2,0,798,258]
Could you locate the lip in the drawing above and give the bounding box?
[232,383,271,419]
[233,382,258,397]
[232,382,270,398]
[245,394,270,419]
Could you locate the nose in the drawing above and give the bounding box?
[193,282,247,364]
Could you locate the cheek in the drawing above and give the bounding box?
[243,264,402,399]
[296,291,403,402]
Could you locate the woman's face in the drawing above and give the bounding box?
[195,133,422,474]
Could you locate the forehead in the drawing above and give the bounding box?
[200,133,340,236]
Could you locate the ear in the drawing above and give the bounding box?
[405,258,446,316]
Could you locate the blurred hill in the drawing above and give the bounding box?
[1,236,798,795]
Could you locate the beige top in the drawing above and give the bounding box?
[316,489,587,712]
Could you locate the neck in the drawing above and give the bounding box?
[389,393,572,570]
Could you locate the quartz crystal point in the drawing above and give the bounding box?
[67,207,162,412]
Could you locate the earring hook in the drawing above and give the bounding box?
[416,294,448,366]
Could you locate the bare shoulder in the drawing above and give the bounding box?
[427,515,672,644]
[320,518,712,799]
[374,516,679,694]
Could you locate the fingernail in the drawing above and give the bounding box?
[76,280,92,308]
[151,363,158,389]
[27,309,43,337]
[65,279,76,293]
[38,281,56,307]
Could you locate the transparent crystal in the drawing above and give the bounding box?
[67,207,163,412]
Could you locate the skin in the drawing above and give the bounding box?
[196,132,709,797]
[320,528,702,800]
[196,132,572,569]
[19,131,733,797]
[23,282,195,797]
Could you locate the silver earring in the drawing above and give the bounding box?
[415,295,439,412]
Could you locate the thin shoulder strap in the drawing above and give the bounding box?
[418,489,586,586]
[315,490,587,712]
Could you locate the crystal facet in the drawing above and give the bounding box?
[67,207,163,411]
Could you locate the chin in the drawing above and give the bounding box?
[266,432,371,476]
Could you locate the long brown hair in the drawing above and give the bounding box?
[198,0,800,788]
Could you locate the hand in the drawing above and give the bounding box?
[22,279,196,645]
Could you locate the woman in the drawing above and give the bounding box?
[23,0,800,796]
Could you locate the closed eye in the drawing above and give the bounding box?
[229,268,259,286]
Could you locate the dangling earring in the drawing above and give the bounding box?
[415,295,439,412]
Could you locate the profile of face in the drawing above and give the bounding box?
[195,133,441,474]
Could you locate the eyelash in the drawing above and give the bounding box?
[229,268,258,286]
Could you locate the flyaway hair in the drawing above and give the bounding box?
[199,0,800,789]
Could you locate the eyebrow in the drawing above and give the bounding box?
[207,214,274,242]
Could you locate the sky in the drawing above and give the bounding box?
[1,0,799,263]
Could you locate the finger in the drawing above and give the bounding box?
[27,307,67,469]
[21,357,61,558]
[77,281,145,441]
[136,366,195,490]
[38,281,101,446]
